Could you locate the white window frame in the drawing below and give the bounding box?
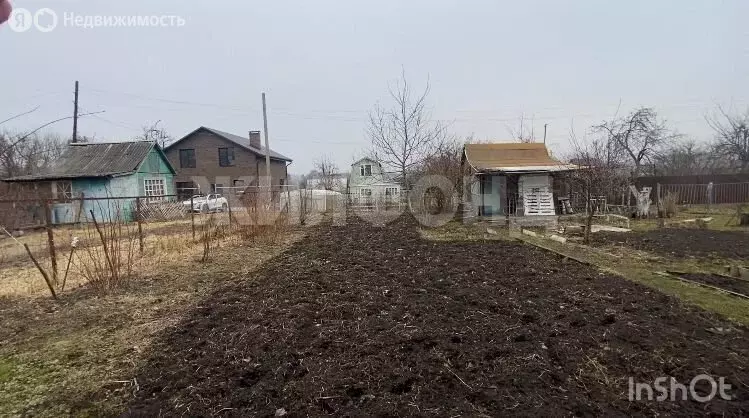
[144,178,166,202]
[52,181,73,202]
[360,164,372,176]
[360,188,372,197]
[385,187,398,196]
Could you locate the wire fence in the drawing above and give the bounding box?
[0,188,351,299]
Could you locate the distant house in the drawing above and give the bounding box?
[462,143,578,221]
[347,158,401,206]
[3,141,176,225]
[164,127,293,199]
[306,172,349,193]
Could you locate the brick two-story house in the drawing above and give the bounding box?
[165,126,292,199]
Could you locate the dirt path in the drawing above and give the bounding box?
[124,216,749,416]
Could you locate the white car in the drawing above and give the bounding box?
[182,194,229,213]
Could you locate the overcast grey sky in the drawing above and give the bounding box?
[2,0,748,173]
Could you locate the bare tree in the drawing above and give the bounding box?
[654,140,727,176]
[367,71,447,190]
[707,106,749,173]
[506,114,537,143]
[415,137,464,190]
[312,155,342,191]
[0,131,66,178]
[137,120,172,148]
[594,107,676,178]
[566,133,628,244]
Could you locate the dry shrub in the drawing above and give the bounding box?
[74,203,139,292]
[240,189,289,244]
[661,192,679,218]
[298,189,311,226]
[199,214,220,262]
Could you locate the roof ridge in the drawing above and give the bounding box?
[166,126,292,162]
[70,140,156,145]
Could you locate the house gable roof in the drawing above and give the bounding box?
[165,126,292,162]
[463,142,577,173]
[350,157,382,168]
[5,141,175,182]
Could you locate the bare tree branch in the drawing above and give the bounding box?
[706,106,749,173]
[312,155,342,191]
[0,110,105,161]
[367,71,447,189]
[565,130,628,244]
[593,107,677,178]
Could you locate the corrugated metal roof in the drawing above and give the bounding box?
[464,143,578,173]
[165,126,293,162]
[5,141,158,181]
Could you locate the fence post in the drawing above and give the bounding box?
[190,195,196,240]
[227,195,233,228]
[75,192,85,224]
[43,199,58,284]
[136,197,144,254]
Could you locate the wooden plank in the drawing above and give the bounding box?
[515,236,594,267]
[655,271,749,300]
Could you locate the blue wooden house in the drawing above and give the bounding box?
[4,141,176,224]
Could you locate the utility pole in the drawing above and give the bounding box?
[72,81,79,143]
[261,93,272,188]
[543,123,548,145]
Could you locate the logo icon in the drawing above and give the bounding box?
[8,7,32,32]
[34,8,57,32]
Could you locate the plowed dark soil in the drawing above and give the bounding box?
[680,273,749,295]
[592,228,749,260]
[123,217,749,417]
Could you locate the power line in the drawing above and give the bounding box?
[87,88,254,113]
[0,106,39,126]
[84,86,730,120]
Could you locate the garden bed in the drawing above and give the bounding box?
[592,228,749,260]
[124,216,749,416]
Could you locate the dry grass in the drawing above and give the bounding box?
[0,211,282,298]
[627,204,749,232]
[0,225,306,417]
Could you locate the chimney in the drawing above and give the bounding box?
[249,130,262,150]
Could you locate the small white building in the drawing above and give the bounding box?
[347,158,402,207]
[306,173,348,193]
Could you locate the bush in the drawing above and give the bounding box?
[661,192,679,218]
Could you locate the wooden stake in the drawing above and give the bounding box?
[136,197,144,254]
[24,243,57,300]
[43,199,58,284]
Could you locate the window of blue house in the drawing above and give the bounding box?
[144,179,166,202]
